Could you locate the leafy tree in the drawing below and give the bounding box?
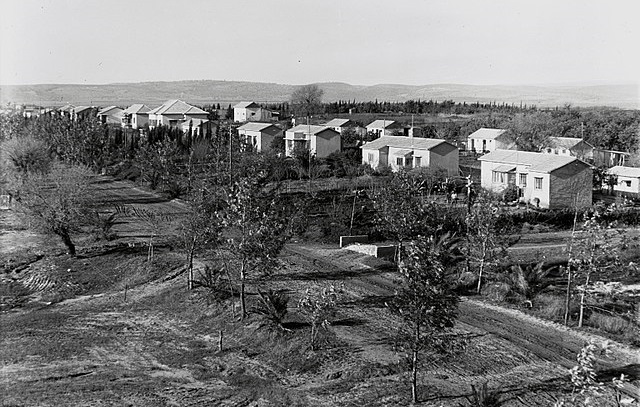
[389,236,461,403]
[568,209,623,328]
[290,84,324,120]
[298,284,339,350]
[224,175,290,319]
[0,135,52,177]
[179,186,224,290]
[372,170,451,263]
[15,162,94,256]
[465,192,509,294]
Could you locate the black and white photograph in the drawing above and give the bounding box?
[1,0,639,405]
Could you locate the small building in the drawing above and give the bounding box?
[323,118,356,134]
[593,149,629,167]
[361,136,459,175]
[72,106,96,121]
[366,120,408,137]
[237,122,283,152]
[479,149,592,209]
[467,128,513,153]
[97,106,124,125]
[284,125,341,158]
[607,166,640,196]
[233,101,274,123]
[147,100,208,129]
[122,104,151,129]
[541,137,594,161]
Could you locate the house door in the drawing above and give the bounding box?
[507,173,516,185]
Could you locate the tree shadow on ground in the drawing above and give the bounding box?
[271,267,383,281]
[342,294,396,309]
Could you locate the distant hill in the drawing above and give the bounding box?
[1,80,637,109]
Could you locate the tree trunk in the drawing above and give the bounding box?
[476,242,486,294]
[411,349,419,403]
[187,243,195,290]
[578,273,590,328]
[240,261,246,319]
[564,266,572,325]
[59,231,76,256]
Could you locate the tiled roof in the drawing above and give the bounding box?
[149,100,207,115]
[546,136,592,150]
[361,136,451,151]
[73,106,93,114]
[366,120,399,129]
[234,101,259,109]
[479,149,586,173]
[287,124,337,135]
[98,106,122,115]
[324,118,352,127]
[238,122,279,132]
[468,128,507,140]
[608,165,640,178]
[123,104,151,114]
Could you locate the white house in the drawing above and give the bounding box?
[147,100,208,129]
[284,125,341,158]
[121,104,151,129]
[541,137,594,161]
[237,122,283,152]
[233,101,274,123]
[361,136,459,175]
[323,118,356,134]
[608,166,640,196]
[97,106,124,125]
[467,128,513,153]
[479,149,592,209]
[366,120,408,137]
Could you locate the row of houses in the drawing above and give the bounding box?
[467,127,629,167]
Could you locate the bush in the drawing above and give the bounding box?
[484,282,511,301]
[533,294,567,321]
[251,289,289,327]
[587,312,632,335]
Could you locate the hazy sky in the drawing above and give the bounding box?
[1,0,639,86]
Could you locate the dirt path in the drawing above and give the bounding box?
[283,244,640,400]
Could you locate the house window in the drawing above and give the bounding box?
[534,177,543,190]
[562,149,567,154]
[414,157,421,167]
[405,157,413,167]
[546,148,552,153]
[519,173,527,187]
[367,153,374,163]
[621,180,631,187]
[396,157,404,166]
[492,171,506,184]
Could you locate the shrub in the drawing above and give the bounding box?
[587,312,632,335]
[251,289,289,328]
[484,282,511,302]
[533,294,566,321]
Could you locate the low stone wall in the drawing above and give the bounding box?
[343,243,396,260]
[339,235,369,248]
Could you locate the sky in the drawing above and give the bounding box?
[1,0,639,87]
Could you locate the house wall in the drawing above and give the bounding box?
[613,175,640,195]
[429,143,459,176]
[234,107,260,122]
[481,161,551,206]
[548,164,592,209]
[468,136,513,153]
[362,147,381,168]
[312,130,341,158]
[132,114,148,129]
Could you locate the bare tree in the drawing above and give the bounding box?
[15,162,93,256]
[290,84,324,120]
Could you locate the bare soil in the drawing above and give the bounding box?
[1,177,638,406]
